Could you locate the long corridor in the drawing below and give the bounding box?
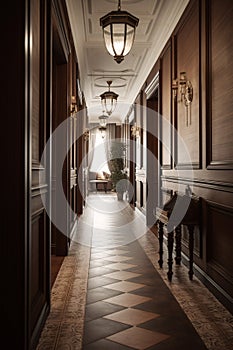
[37,194,233,350]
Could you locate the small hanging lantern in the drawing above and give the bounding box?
[100,0,139,64]
[98,114,109,128]
[98,126,107,139]
[100,81,118,116]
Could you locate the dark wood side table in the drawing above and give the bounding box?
[156,188,200,281]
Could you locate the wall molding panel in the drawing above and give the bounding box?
[206,0,233,170]
[174,0,202,169]
[136,0,233,313]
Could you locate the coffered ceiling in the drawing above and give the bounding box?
[66,0,189,123]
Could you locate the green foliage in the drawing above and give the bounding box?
[109,141,128,192]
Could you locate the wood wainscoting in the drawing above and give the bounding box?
[132,0,233,314]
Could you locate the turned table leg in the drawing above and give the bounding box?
[158,221,164,268]
[167,230,174,281]
[188,224,194,280]
[175,225,182,265]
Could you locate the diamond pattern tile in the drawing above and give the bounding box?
[103,256,132,262]
[104,271,141,281]
[104,308,159,326]
[104,293,151,307]
[83,338,134,350]
[38,195,220,350]
[104,281,145,292]
[106,249,130,255]
[86,287,123,304]
[89,259,108,268]
[89,267,117,278]
[83,318,131,345]
[104,262,137,270]
[87,276,117,289]
[91,252,112,259]
[107,327,170,349]
[85,301,125,322]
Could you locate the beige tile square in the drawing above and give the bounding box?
[107,327,170,349]
[103,256,132,262]
[104,281,145,292]
[104,271,141,281]
[104,262,137,270]
[91,252,110,259]
[104,293,151,307]
[106,249,129,255]
[104,308,159,325]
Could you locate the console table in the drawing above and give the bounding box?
[156,187,200,281]
[89,179,110,193]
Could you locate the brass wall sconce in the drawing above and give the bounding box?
[83,129,89,142]
[172,72,193,126]
[131,122,140,138]
[70,95,77,115]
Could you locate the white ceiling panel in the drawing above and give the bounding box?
[66,0,190,123]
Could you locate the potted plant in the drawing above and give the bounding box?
[109,141,128,200]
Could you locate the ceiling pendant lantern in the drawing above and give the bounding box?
[100,0,139,64]
[98,126,107,139]
[98,114,109,127]
[100,81,118,116]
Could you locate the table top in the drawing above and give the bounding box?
[89,179,109,183]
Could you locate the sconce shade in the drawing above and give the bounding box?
[100,0,139,64]
[100,81,118,116]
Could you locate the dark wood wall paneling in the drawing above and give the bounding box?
[51,0,86,255]
[134,92,147,214]
[1,0,86,348]
[146,86,160,226]
[207,0,233,169]
[1,1,30,348]
[30,0,50,347]
[175,0,201,169]
[161,42,172,170]
[135,0,233,314]
[51,25,70,257]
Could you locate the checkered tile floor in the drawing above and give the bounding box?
[37,194,233,350]
[83,237,207,349]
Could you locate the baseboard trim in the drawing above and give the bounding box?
[70,219,78,242]
[31,302,50,349]
[135,206,146,217]
[161,234,233,315]
[181,252,233,315]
